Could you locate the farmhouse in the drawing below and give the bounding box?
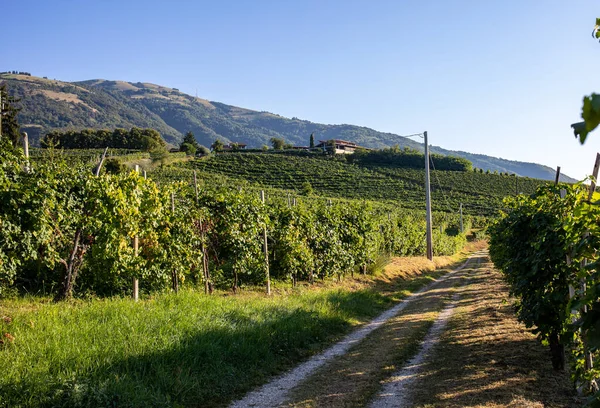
[315,139,365,154]
[222,143,247,151]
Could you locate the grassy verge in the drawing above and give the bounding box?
[0,245,481,407]
[409,256,581,408]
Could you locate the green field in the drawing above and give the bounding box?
[0,260,461,407]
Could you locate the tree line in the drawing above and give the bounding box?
[41,128,166,151]
[348,146,473,171]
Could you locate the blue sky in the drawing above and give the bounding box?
[3,0,600,179]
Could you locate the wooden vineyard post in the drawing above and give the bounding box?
[22,132,30,172]
[171,192,179,293]
[459,203,464,233]
[95,147,109,177]
[194,172,211,294]
[568,153,600,393]
[133,165,140,301]
[261,190,271,295]
[589,154,600,201]
[583,153,600,383]
[193,171,199,202]
[555,166,561,185]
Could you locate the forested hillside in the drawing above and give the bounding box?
[1,73,575,182]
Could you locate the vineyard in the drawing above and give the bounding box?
[180,152,549,216]
[489,182,600,402]
[1,143,476,299]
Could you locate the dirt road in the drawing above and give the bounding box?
[231,251,579,408]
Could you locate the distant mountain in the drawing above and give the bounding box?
[1,73,576,182]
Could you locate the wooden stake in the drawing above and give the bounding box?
[193,171,199,204]
[133,235,139,301]
[171,192,178,293]
[459,203,463,233]
[22,132,30,172]
[194,171,210,294]
[261,190,271,295]
[554,166,561,185]
[576,153,600,390]
[202,226,210,295]
[588,153,600,201]
[95,147,109,177]
[133,164,140,301]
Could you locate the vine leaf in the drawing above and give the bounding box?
[573,94,600,144]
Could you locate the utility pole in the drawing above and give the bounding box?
[424,131,433,260]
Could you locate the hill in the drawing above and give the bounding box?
[159,152,550,216]
[1,72,576,182]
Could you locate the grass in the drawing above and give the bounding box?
[0,249,475,407]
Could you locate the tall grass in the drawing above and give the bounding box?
[1,287,391,407]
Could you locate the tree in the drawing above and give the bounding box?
[180,143,197,156]
[0,83,21,148]
[180,131,199,154]
[270,137,285,150]
[150,146,169,167]
[211,139,224,152]
[309,133,315,148]
[572,18,600,144]
[197,145,210,155]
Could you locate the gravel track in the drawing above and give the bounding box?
[368,292,461,408]
[228,254,479,408]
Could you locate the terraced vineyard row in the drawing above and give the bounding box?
[178,153,550,216]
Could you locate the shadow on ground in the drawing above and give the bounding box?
[409,259,581,408]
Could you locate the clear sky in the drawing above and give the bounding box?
[2,0,600,179]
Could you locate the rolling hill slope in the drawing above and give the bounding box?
[163,152,550,216]
[1,72,576,182]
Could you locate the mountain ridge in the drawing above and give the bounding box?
[1,73,576,182]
